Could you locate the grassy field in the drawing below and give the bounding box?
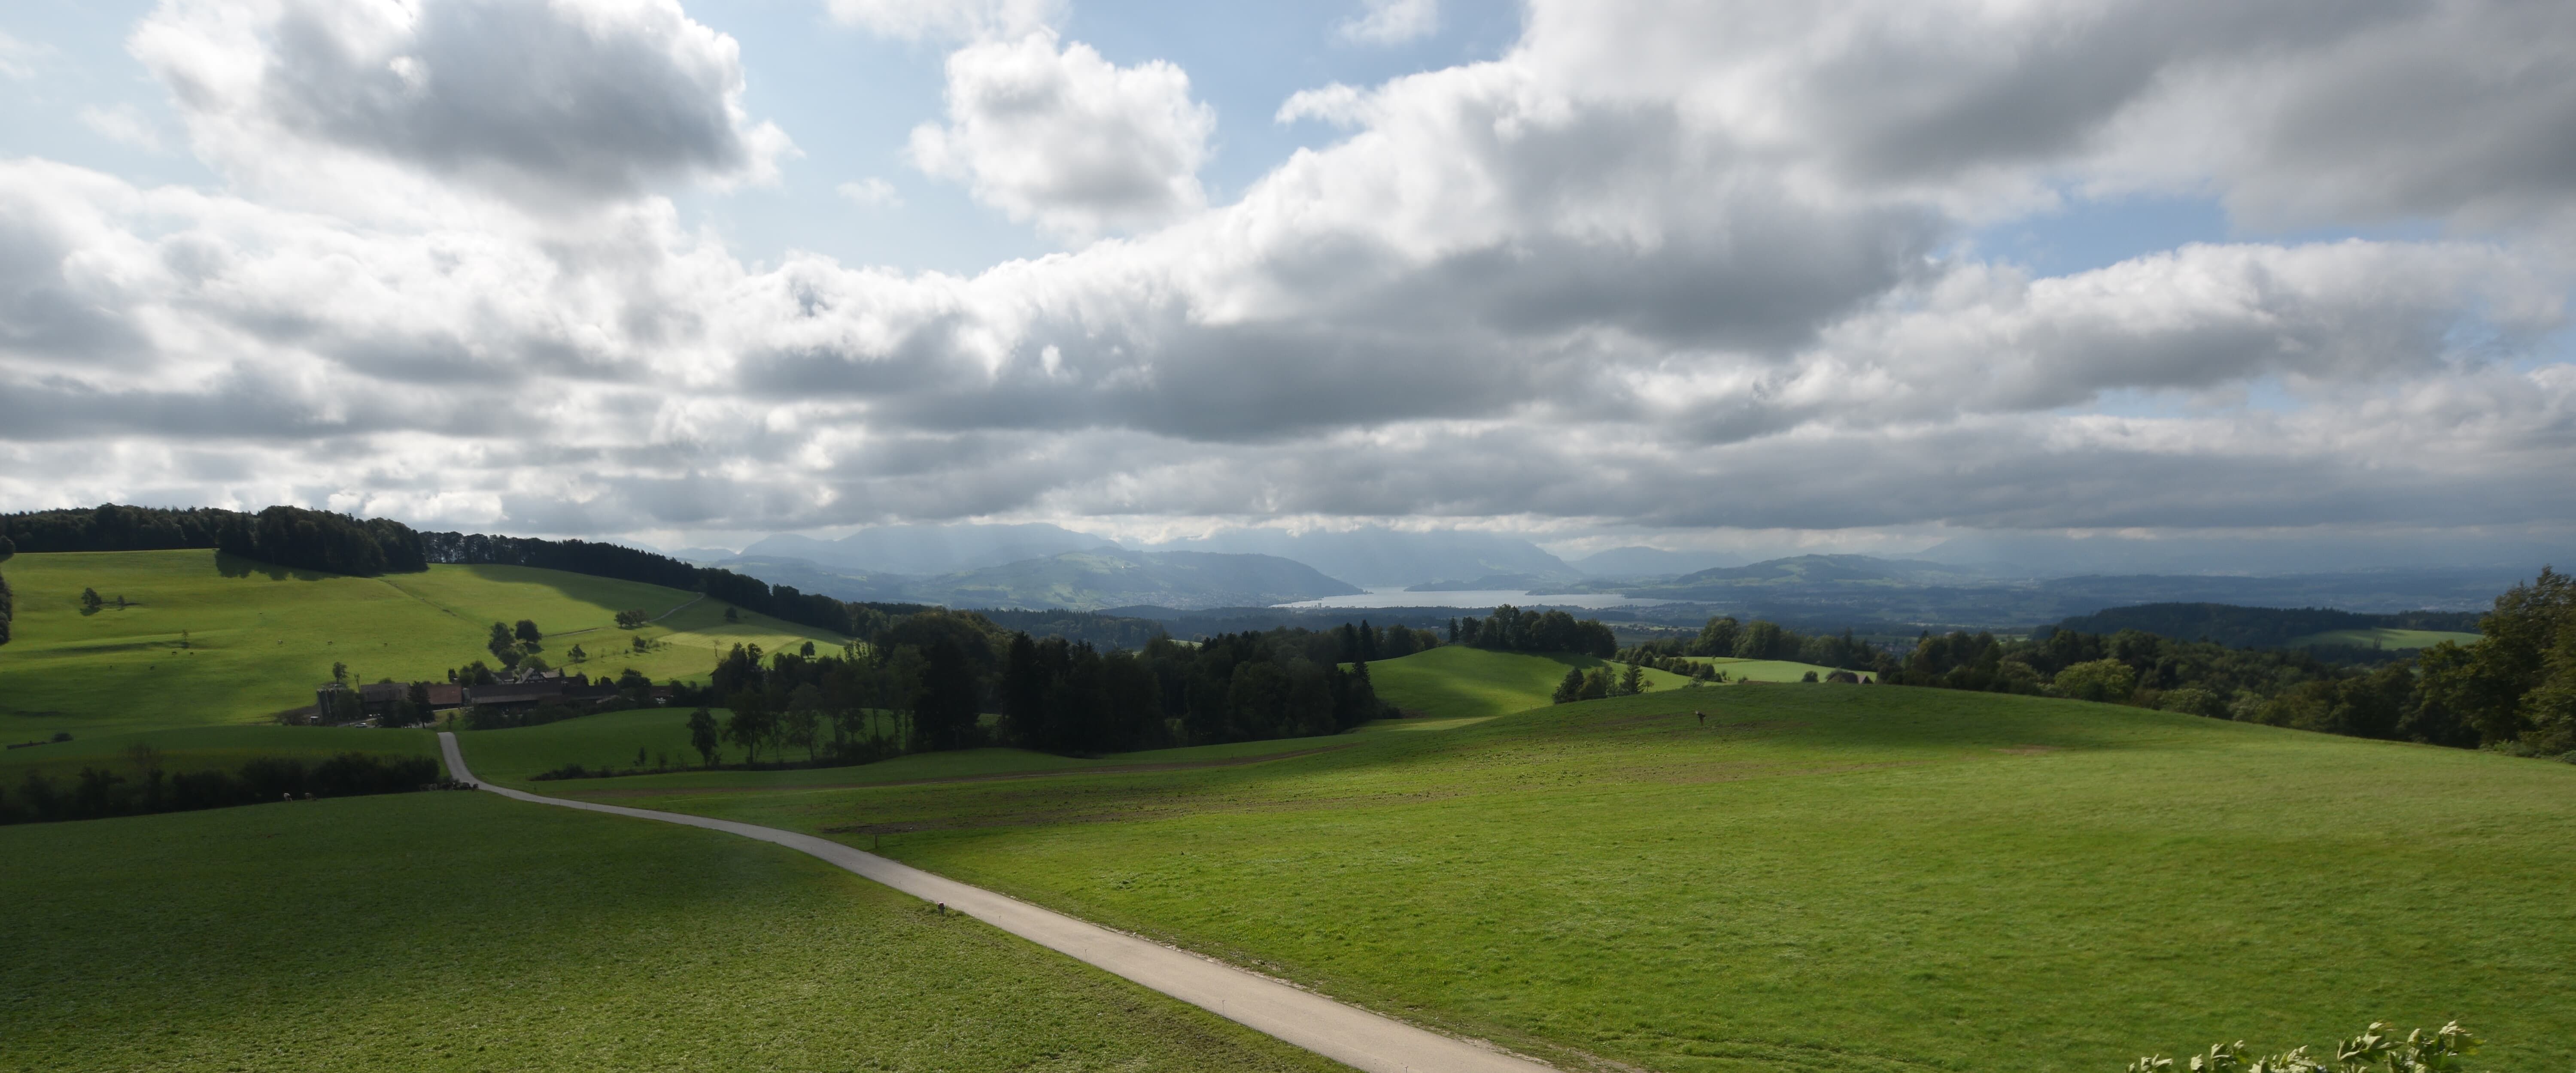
[0,724,436,785]
[562,685,2576,1073]
[1364,646,1696,719]
[0,789,1341,1073]
[2288,627,2483,650]
[1693,656,1850,682]
[0,550,845,736]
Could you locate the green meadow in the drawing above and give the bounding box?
[1692,656,1851,682]
[515,670,2576,1073]
[2287,627,2484,650]
[0,789,1337,1073]
[0,550,845,736]
[1362,643,1696,719]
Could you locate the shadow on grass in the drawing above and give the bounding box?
[213,552,337,582]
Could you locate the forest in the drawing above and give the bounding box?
[2051,602,2479,650]
[1615,614,1883,669]
[1882,568,2576,758]
[1446,605,1617,657]
[688,609,1406,764]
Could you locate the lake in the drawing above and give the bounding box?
[1271,587,1674,610]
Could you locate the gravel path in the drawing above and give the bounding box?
[437,732,1557,1073]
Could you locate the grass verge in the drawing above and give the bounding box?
[0,790,1344,1072]
[556,684,2576,1073]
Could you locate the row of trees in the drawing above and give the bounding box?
[0,750,444,825]
[677,609,1405,768]
[216,506,427,575]
[1335,619,1441,662]
[0,562,12,647]
[0,503,429,576]
[1607,616,1885,671]
[1447,606,1618,657]
[1883,568,2576,757]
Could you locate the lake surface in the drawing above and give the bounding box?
[1271,587,1674,610]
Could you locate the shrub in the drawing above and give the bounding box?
[2126,1021,2478,1073]
[2055,658,2139,703]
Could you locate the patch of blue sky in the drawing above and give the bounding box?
[1065,0,1526,201]
[670,0,1046,276]
[1970,190,2456,281]
[2064,376,2304,421]
[0,0,216,191]
[676,0,1525,275]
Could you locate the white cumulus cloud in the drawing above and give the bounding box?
[128,0,791,216]
[908,32,1214,240]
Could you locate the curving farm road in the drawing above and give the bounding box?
[437,733,1557,1073]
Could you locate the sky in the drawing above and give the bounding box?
[1,0,2573,566]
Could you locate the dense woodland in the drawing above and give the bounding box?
[1447,605,1617,657]
[1617,615,1883,669]
[1882,570,2576,757]
[2054,602,2480,651]
[684,609,1406,765]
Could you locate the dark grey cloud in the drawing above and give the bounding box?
[141,0,783,207]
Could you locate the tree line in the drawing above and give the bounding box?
[2054,601,2481,652]
[1446,605,1617,657]
[1618,615,1883,669]
[0,749,446,825]
[673,609,1405,770]
[3,503,425,576]
[1880,568,2576,758]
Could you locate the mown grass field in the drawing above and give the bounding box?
[2288,627,2483,650]
[1363,645,1695,719]
[0,788,1340,1073]
[1691,656,1849,682]
[557,682,2576,1073]
[0,550,844,736]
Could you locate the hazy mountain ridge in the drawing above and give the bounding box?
[1134,528,1575,588]
[715,547,1360,612]
[742,523,1102,577]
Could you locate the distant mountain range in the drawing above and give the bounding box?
[687,523,2551,624]
[742,523,1102,577]
[1135,527,1575,588]
[714,546,1360,611]
[714,522,1584,591]
[1565,546,1744,578]
[1576,555,2527,627]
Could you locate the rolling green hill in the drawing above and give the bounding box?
[1364,645,1695,720]
[0,790,1336,1072]
[570,685,2576,1073]
[0,550,846,736]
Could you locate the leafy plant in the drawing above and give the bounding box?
[2127,1021,2480,1073]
